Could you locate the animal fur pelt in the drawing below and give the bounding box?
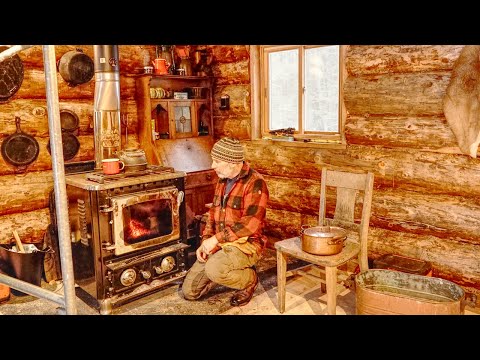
[444,45,480,158]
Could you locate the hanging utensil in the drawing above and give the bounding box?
[47,132,80,161]
[0,46,24,102]
[1,116,40,172]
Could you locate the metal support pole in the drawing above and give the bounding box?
[0,273,64,306]
[42,45,77,315]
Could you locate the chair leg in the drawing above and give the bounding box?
[276,250,287,313]
[325,266,337,315]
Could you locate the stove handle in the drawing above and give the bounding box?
[177,191,184,210]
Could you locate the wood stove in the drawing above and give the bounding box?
[64,166,188,314]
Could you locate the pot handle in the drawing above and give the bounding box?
[327,236,346,246]
[300,224,310,235]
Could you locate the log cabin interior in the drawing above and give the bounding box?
[0,44,479,315]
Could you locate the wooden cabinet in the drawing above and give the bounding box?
[136,74,214,142]
[134,73,217,242]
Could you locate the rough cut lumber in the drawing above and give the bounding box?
[344,72,449,116]
[346,45,464,76]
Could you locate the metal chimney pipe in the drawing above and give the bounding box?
[93,45,121,169]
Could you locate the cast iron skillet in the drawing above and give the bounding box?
[47,132,80,161]
[1,116,40,172]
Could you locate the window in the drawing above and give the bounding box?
[259,45,346,144]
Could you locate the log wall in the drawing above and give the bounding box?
[2,45,479,298]
[214,45,480,296]
[0,45,151,246]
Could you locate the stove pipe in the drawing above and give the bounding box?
[93,45,121,169]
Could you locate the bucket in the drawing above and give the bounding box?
[355,269,465,315]
[0,244,53,296]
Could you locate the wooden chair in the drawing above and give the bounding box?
[275,167,374,315]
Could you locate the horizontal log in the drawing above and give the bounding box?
[264,174,480,243]
[346,45,463,76]
[367,227,480,291]
[244,141,480,198]
[10,69,135,100]
[265,208,480,291]
[19,45,156,74]
[212,59,250,85]
[345,115,458,150]
[0,99,138,138]
[344,72,449,116]
[213,115,251,140]
[0,172,54,216]
[0,133,140,176]
[212,84,251,117]
[209,45,249,64]
[0,208,50,245]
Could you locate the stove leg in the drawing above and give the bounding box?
[99,298,112,315]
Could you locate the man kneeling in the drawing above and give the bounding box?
[181,137,269,307]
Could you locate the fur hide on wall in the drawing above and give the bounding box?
[444,45,480,158]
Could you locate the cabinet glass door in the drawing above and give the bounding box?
[169,101,197,138]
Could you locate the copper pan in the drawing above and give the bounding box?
[300,225,347,255]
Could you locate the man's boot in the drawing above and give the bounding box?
[230,272,258,307]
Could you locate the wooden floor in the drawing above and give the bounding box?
[0,248,478,315]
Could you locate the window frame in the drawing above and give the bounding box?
[256,45,347,146]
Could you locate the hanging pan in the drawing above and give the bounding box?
[59,109,79,133]
[0,45,24,102]
[1,116,40,172]
[47,132,80,161]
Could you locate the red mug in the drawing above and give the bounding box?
[102,158,125,175]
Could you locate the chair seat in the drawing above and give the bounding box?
[274,237,360,268]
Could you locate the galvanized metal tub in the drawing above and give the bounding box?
[355,269,465,315]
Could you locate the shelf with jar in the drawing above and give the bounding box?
[135,73,215,169]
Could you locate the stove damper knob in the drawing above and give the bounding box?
[120,269,136,287]
[153,266,163,275]
[140,270,152,280]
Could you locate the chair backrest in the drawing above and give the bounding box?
[319,167,374,271]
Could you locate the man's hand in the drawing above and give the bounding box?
[201,235,219,255]
[196,245,208,263]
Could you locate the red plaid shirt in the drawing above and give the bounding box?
[202,162,269,255]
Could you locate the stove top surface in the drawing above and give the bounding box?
[66,165,186,191]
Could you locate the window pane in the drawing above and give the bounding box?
[305,46,339,132]
[268,49,298,130]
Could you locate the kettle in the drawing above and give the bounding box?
[116,148,148,172]
[152,58,171,75]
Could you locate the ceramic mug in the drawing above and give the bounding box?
[102,158,125,175]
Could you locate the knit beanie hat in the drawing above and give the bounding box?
[211,137,245,163]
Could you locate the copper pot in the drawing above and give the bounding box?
[301,225,347,255]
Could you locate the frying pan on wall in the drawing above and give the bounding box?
[1,116,40,172]
[59,109,79,133]
[47,132,80,162]
[0,46,24,102]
